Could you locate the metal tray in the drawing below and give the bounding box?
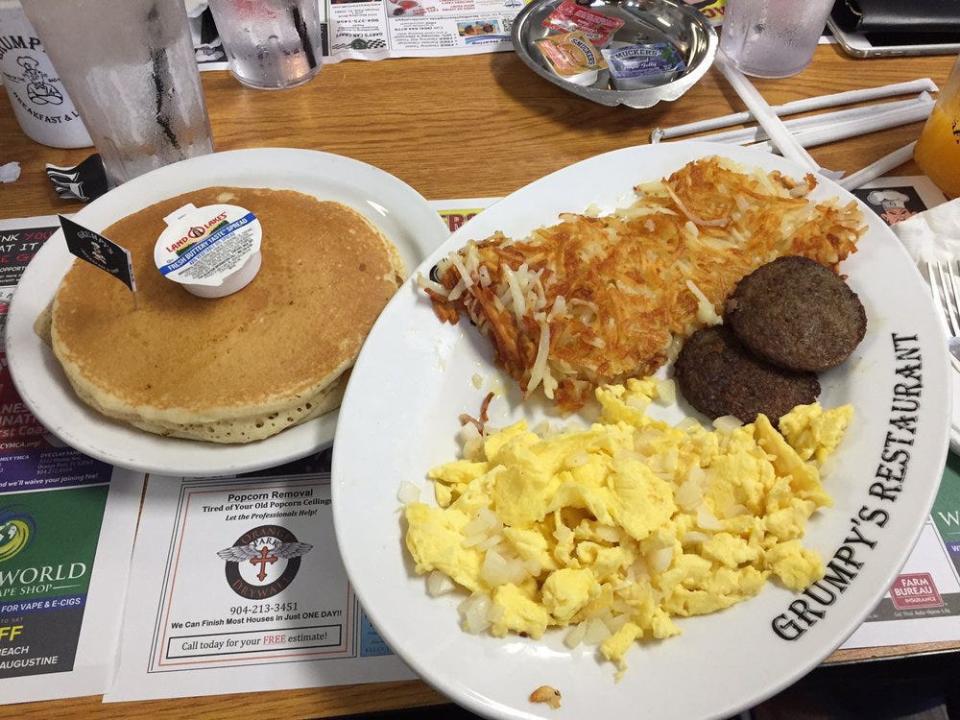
[511,0,717,108]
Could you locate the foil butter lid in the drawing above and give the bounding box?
[155,203,263,299]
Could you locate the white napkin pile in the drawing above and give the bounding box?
[0,161,20,184]
[893,198,960,263]
[892,198,960,452]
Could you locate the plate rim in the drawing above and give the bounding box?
[5,147,448,477]
[331,141,952,720]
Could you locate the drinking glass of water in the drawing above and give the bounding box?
[21,0,214,186]
[719,0,834,78]
[208,0,322,90]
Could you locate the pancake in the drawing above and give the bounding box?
[50,187,404,443]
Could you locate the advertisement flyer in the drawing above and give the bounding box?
[0,216,145,704]
[106,455,413,702]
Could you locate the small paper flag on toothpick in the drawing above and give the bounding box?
[59,215,137,293]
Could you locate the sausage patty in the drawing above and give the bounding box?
[675,326,821,424]
[725,256,867,372]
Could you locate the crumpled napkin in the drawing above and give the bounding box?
[0,162,20,183]
[892,197,960,452]
[892,198,960,263]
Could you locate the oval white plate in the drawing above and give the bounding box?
[6,148,447,477]
[333,142,951,720]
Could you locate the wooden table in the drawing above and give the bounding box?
[0,43,957,719]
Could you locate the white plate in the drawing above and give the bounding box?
[332,142,951,720]
[6,148,447,477]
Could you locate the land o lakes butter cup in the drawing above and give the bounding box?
[155,203,262,299]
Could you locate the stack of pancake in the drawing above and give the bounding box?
[44,187,404,443]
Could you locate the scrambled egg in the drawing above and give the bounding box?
[404,379,852,674]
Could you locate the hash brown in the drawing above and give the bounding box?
[424,157,864,411]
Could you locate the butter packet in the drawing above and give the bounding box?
[536,31,607,86]
[542,0,624,48]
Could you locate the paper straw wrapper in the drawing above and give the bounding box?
[840,142,918,190]
[650,78,939,143]
[749,101,931,153]
[696,94,933,146]
[714,53,826,175]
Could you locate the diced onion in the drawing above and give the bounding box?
[478,534,503,551]
[584,617,612,645]
[655,378,676,406]
[427,571,455,597]
[480,549,528,587]
[463,436,484,460]
[682,531,710,545]
[397,482,420,505]
[712,415,743,432]
[603,614,629,633]
[676,479,703,511]
[675,417,701,432]
[459,594,492,634]
[564,622,588,649]
[464,508,501,537]
[697,505,724,531]
[650,546,674,573]
[458,422,481,445]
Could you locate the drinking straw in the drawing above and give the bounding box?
[714,53,827,175]
[291,5,318,69]
[695,94,933,146]
[650,78,939,143]
[749,101,931,153]
[147,3,183,155]
[839,142,918,190]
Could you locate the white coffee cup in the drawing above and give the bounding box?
[0,0,92,148]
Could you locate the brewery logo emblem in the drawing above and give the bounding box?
[0,509,36,564]
[217,525,313,599]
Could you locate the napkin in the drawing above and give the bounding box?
[892,198,960,264]
[892,199,960,453]
[0,161,20,184]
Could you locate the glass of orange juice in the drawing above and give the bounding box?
[915,55,960,197]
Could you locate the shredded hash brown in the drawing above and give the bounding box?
[421,157,865,412]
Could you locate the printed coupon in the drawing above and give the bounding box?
[107,464,413,701]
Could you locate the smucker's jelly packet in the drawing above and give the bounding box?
[542,0,624,47]
[155,203,263,299]
[536,31,607,86]
[602,42,687,90]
